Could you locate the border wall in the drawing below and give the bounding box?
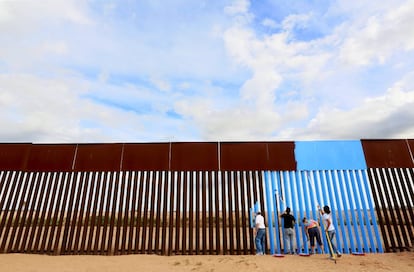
[0,140,413,255]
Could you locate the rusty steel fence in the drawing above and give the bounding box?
[0,170,267,255]
[367,168,414,252]
[0,140,414,255]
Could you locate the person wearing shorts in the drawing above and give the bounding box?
[302,217,324,254]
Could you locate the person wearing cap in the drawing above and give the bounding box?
[280,207,296,254]
[254,211,266,255]
[302,217,324,254]
[319,205,342,257]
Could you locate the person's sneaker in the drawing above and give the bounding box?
[337,252,342,257]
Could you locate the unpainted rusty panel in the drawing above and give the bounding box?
[122,143,169,170]
[171,142,218,171]
[267,142,296,170]
[220,142,267,170]
[361,140,414,168]
[0,143,31,170]
[74,144,123,171]
[222,142,289,170]
[26,144,77,171]
[407,139,414,162]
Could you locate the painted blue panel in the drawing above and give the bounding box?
[301,171,311,254]
[354,170,376,253]
[335,170,355,253]
[306,171,323,253]
[350,170,370,253]
[281,171,289,253]
[326,171,347,253]
[271,171,282,254]
[266,170,384,255]
[318,171,330,254]
[295,141,367,170]
[343,170,363,252]
[264,171,275,254]
[296,172,308,253]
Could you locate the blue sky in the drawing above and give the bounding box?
[1,0,414,143]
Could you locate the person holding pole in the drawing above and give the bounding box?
[318,205,342,258]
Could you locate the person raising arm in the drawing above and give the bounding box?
[318,205,341,257]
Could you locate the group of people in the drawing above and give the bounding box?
[254,205,342,257]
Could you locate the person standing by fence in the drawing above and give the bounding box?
[280,207,296,254]
[302,217,324,254]
[254,211,266,255]
[319,205,342,257]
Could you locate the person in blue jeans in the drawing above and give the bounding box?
[254,211,266,255]
[280,207,296,254]
[319,205,342,258]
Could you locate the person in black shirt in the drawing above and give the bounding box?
[280,207,296,254]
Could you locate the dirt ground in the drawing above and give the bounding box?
[0,252,413,272]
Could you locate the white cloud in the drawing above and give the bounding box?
[0,0,238,80]
[0,73,188,143]
[224,0,250,15]
[205,0,414,141]
[1,0,414,143]
[262,18,277,29]
[0,0,92,30]
[281,13,312,32]
[239,71,282,108]
[290,74,414,140]
[40,41,69,56]
[338,0,414,66]
[149,77,171,92]
[0,73,89,142]
[175,98,282,141]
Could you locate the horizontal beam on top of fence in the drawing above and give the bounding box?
[1,142,297,171]
[170,142,218,171]
[0,143,31,170]
[295,140,367,170]
[74,144,123,171]
[362,140,414,168]
[220,142,296,171]
[122,143,170,171]
[2,140,414,172]
[26,144,76,172]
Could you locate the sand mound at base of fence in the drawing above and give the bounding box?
[1,252,413,272]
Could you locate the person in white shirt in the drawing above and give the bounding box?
[254,211,266,255]
[319,205,342,257]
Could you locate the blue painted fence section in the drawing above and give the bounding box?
[295,140,367,170]
[263,170,383,255]
[264,171,275,254]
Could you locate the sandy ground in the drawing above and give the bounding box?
[0,252,413,272]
